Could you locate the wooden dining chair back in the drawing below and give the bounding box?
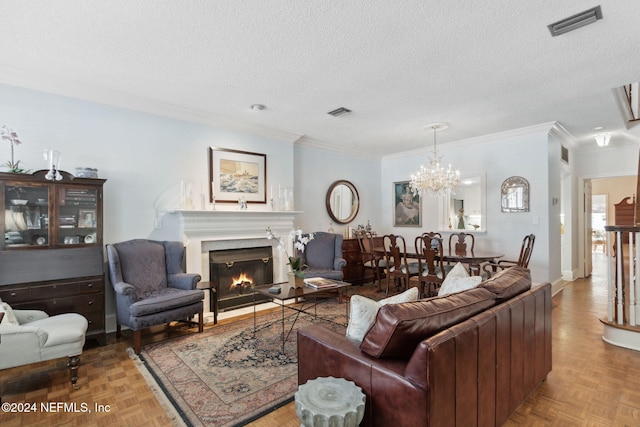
[483,233,535,277]
[356,230,373,263]
[410,234,446,297]
[449,232,475,254]
[356,230,376,283]
[516,233,535,268]
[422,231,443,240]
[382,234,419,296]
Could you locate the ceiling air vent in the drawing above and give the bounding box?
[547,5,603,37]
[327,107,352,117]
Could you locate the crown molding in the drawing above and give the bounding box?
[294,135,381,160]
[383,122,569,160]
[0,66,304,144]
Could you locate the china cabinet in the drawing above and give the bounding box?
[0,170,106,345]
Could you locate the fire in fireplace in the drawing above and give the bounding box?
[209,246,274,311]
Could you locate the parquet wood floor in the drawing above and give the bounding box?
[1,254,639,426]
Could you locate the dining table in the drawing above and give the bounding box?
[436,248,504,276]
[373,246,504,277]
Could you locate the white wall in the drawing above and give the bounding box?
[574,143,638,179]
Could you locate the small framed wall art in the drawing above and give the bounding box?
[393,181,421,227]
[208,147,267,204]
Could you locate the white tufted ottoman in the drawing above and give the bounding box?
[295,376,366,427]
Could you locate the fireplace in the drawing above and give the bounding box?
[148,210,300,320]
[210,246,274,311]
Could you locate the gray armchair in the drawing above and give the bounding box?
[299,232,347,281]
[0,306,87,389]
[106,239,204,353]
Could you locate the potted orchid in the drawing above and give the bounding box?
[266,227,314,287]
[1,125,27,173]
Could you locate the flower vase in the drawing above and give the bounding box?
[288,272,304,289]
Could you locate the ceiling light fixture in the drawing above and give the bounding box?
[251,104,266,111]
[594,133,611,147]
[409,123,461,196]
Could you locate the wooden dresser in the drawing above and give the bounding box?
[0,170,106,345]
[342,236,383,285]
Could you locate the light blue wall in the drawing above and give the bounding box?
[0,83,296,245]
[294,144,382,235]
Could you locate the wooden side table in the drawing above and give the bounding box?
[196,281,218,324]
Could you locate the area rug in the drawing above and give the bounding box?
[134,288,382,427]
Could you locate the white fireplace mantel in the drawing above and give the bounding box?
[152,210,302,284]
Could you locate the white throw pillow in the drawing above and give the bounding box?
[0,301,20,326]
[346,287,419,343]
[438,262,482,296]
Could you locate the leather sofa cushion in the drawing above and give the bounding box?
[478,266,531,303]
[360,287,496,359]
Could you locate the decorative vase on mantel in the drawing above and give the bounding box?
[288,271,304,289]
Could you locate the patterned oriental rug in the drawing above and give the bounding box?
[135,289,381,427]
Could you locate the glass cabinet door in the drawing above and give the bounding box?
[4,183,50,247]
[58,186,99,246]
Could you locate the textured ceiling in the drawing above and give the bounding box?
[1,1,639,157]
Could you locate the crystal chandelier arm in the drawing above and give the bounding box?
[409,122,460,196]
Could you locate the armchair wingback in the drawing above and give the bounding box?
[106,239,204,353]
[300,232,347,281]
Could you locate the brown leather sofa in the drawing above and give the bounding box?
[298,267,552,427]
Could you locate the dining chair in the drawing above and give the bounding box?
[444,232,476,274]
[448,232,475,253]
[483,233,535,277]
[409,234,446,297]
[356,230,385,288]
[382,234,419,296]
[422,231,443,240]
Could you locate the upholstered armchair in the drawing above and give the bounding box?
[106,239,204,353]
[299,232,347,281]
[0,306,88,389]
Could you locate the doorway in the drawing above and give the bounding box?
[591,194,607,256]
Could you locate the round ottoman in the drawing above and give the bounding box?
[295,376,366,427]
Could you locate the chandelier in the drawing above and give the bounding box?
[409,123,460,196]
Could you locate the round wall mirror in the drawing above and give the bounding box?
[326,180,360,225]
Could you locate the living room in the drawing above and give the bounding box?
[2,2,640,426]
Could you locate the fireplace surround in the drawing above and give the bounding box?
[151,210,300,317]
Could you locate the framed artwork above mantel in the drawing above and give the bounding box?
[208,147,267,204]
